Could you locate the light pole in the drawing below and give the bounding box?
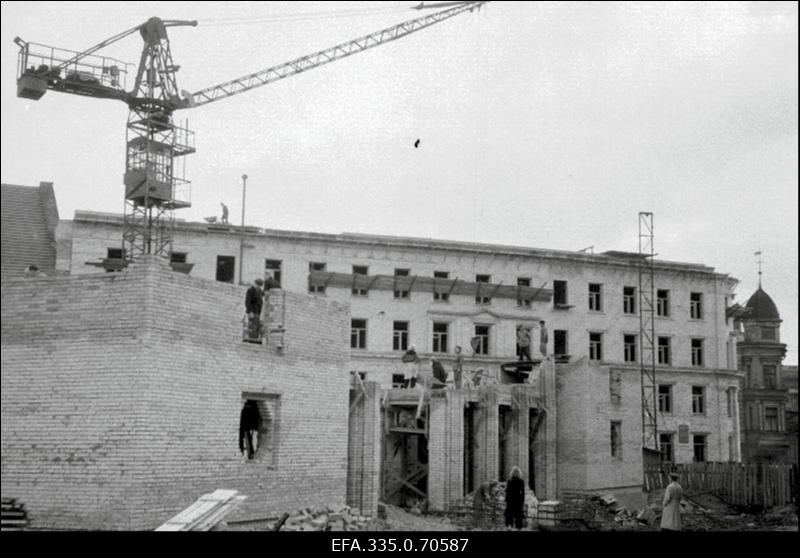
[238,173,247,285]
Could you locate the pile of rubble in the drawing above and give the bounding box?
[542,493,653,531]
[262,505,373,531]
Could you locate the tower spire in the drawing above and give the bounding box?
[755,250,762,288]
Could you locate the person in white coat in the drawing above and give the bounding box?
[660,472,683,531]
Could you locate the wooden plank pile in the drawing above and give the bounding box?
[1,498,29,531]
[155,489,247,531]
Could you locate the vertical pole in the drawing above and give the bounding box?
[239,173,248,285]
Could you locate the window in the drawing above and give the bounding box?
[475,274,491,304]
[690,338,704,367]
[609,371,622,404]
[432,322,449,353]
[265,259,282,287]
[690,292,703,320]
[393,321,408,351]
[726,388,734,418]
[170,252,187,264]
[351,319,367,349]
[394,268,410,299]
[657,337,671,365]
[764,407,779,431]
[392,374,405,389]
[659,432,674,462]
[657,289,670,317]
[610,421,623,459]
[763,365,777,389]
[352,265,369,296]
[517,277,531,307]
[588,283,602,311]
[761,327,776,340]
[240,393,280,465]
[692,386,705,414]
[623,334,637,363]
[658,384,672,413]
[623,286,636,314]
[554,329,568,357]
[693,434,707,462]
[433,271,450,302]
[309,262,327,293]
[553,280,568,306]
[216,255,235,283]
[589,332,603,361]
[107,247,125,260]
[473,325,490,355]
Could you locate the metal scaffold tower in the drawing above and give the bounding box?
[638,212,658,455]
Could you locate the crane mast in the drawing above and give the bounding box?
[15,2,487,264]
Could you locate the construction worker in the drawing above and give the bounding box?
[401,345,420,388]
[517,325,532,362]
[245,278,264,341]
[220,202,229,224]
[539,320,549,357]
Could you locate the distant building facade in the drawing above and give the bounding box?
[736,286,796,464]
[57,210,744,498]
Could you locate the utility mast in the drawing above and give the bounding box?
[638,212,659,463]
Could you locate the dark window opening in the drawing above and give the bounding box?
[589,283,602,311]
[216,255,235,283]
[170,252,187,264]
[553,280,568,306]
[432,322,449,353]
[517,277,531,307]
[434,271,450,302]
[309,262,326,293]
[394,268,410,299]
[623,286,636,314]
[624,334,637,363]
[266,259,282,288]
[475,274,491,305]
[554,329,568,358]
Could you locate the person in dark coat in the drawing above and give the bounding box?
[245,278,264,340]
[401,345,420,388]
[431,358,447,388]
[239,400,262,459]
[505,466,526,529]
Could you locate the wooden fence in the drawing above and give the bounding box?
[644,462,798,508]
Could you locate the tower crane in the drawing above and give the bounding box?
[15,1,488,262]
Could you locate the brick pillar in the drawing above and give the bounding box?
[347,381,381,516]
[475,390,499,485]
[541,358,558,499]
[428,390,466,510]
[510,385,532,483]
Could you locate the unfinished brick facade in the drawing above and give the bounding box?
[1,257,351,530]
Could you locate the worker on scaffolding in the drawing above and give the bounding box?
[245,278,264,342]
[517,325,532,363]
[401,345,420,388]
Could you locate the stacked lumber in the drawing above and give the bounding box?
[156,489,247,531]
[1,498,29,531]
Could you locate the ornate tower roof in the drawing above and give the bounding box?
[745,287,780,321]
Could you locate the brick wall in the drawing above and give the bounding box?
[1,257,351,530]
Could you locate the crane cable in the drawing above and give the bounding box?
[197,4,411,27]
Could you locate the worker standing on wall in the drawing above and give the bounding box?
[517,326,532,362]
[245,278,264,342]
[401,345,420,388]
[539,320,549,358]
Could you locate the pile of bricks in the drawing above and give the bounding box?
[266,505,372,531]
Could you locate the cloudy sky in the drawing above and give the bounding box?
[1,1,797,363]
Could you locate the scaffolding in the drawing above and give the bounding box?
[638,212,658,455]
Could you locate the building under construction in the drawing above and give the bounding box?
[1,182,745,529]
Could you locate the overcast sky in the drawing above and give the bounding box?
[2,1,797,363]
